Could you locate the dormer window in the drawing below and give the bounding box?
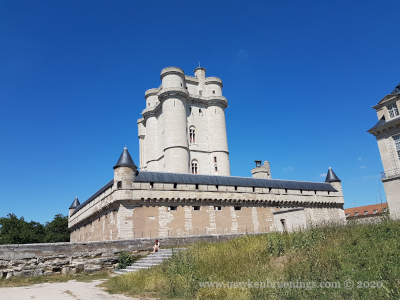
[355,212,359,217]
[388,103,399,118]
[364,211,368,215]
[373,209,378,214]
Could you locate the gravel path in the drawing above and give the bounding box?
[0,279,155,300]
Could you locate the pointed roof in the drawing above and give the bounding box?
[391,83,400,95]
[69,197,80,209]
[325,167,341,182]
[113,146,137,169]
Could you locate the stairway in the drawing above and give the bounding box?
[114,248,186,274]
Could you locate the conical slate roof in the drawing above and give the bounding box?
[113,146,137,169]
[69,197,80,209]
[325,167,341,183]
[391,83,400,95]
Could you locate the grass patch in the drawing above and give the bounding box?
[102,220,400,299]
[0,271,111,288]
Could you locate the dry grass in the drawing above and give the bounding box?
[102,220,400,299]
[0,271,111,288]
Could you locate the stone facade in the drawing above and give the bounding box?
[68,66,347,242]
[138,67,230,176]
[368,84,400,219]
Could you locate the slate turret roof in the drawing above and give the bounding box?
[113,146,137,169]
[325,167,341,183]
[69,197,81,209]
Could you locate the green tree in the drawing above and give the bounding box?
[44,214,70,243]
[0,213,45,244]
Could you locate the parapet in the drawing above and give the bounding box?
[160,67,185,80]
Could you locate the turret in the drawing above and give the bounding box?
[251,161,271,179]
[113,146,137,189]
[194,67,206,80]
[69,197,80,217]
[325,167,342,196]
[159,67,190,173]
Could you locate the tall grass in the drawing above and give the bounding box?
[102,220,400,299]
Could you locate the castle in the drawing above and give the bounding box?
[68,67,346,242]
[368,83,400,218]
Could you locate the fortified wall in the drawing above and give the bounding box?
[0,233,253,278]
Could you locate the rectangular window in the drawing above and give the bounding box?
[117,181,122,188]
[193,206,200,211]
[394,135,400,160]
[388,103,399,118]
[169,206,177,211]
[214,156,217,163]
[234,206,241,211]
[214,206,221,211]
[355,212,359,217]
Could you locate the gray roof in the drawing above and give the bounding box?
[325,168,340,182]
[114,147,136,169]
[71,171,337,216]
[368,115,387,131]
[391,83,400,95]
[135,171,337,191]
[72,179,114,215]
[69,197,81,209]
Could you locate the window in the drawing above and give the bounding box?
[345,213,350,217]
[193,206,200,211]
[214,206,221,211]
[215,165,218,172]
[373,209,378,214]
[190,128,196,144]
[199,90,202,96]
[383,208,387,213]
[214,156,217,163]
[215,185,219,190]
[212,90,215,94]
[394,135,400,160]
[234,206,241,211]
[234,186,238,191]
[364,211,368,215]
[169,206,177,211]
[117,181,122,188]
[252,187,255,192]
[150,182,154,188]
[355,212,359,217]
[191,161,198,174]
[388,103,399,118]
[199,109,202,114]
[173,183,177,189]
[195,184,199,189]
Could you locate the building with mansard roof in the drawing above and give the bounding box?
[368,83,400,219]
[68,67,346,242]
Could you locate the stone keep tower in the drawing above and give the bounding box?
[368,83,400,219]
[137,67,231,175]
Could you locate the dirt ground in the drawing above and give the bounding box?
[0,279,155,300]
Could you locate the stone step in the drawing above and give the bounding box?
[114,248,186,275]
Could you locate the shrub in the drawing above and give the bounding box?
[118,252,138,269]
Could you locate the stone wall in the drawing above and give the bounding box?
[0,233,250,279]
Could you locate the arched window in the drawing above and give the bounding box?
[191,160,198,174]
[189,127,196,144]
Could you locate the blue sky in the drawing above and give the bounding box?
[1,0,399,223]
